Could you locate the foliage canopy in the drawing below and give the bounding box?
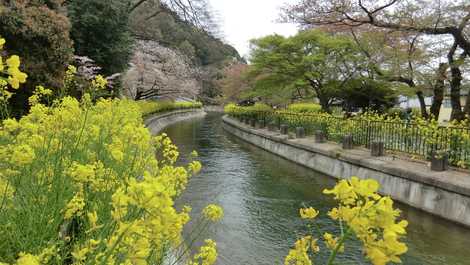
[67,0,134,75]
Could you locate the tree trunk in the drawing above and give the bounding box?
[318,96,331,113]
[449,66,464,121]
[429,63,447,120]
[448,44,464,121]
[463,94,470,118]
[416,90,428,119]
[308,79,331,113]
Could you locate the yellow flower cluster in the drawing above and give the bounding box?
[63,189,85,219]
[14,253,40,265]
[224,102,272,116]
[28,85,53,106]
[287,103,322,113]
[324,177,408,265]
[3,55,27,89]
[188,239,218,265]
[63,65,77,91]
[0,95,219,265]
[203,204,224,222]
[91,74,107,90]
[226,104,470,168]
[0,37,27,118]
[299,207,319,219]
[284,236,319,265]
[137,100,203,117]
[322,233,343,253]
[285,177,408,265]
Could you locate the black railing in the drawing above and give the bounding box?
[229,111,470,167]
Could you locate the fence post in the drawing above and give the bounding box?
[342,134,354,150]
[244,116,250,125]
[315,130,326,143]
[430,151,449,171]
[250,119,256,127]
[296,127,305,139]
[371,141,385,156]
[280,124,289,135]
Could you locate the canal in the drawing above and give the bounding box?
[163,113,470,265]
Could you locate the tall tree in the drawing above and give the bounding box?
[217,62,251,103]
[0,0,73,116]
[129,0,221,35]
[68,0,134,75]
[349,29,431,118]
[249,30,365,112]
[430,63,448,118]
[283,0,470,54]
[341,77,397,112]
[283,0,470,120]
[448,42,466,120]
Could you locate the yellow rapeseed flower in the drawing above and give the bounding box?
[64,190,86,219]
[6,55,20,69]
[71,246,90,264]
[10,144,35,165]
[1,94,213,264]
[189,239,218,265]
[323,233,344,253]
[188,161,202,174]
[299,207,319,219]
[284,236,313,265]
[203,204,224,222]
[15,253,40,265]
[91,75,107,90]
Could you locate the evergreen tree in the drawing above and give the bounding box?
[67,0,134,75]
[0,0,73,116]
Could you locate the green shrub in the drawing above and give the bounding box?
[250,102,272,112]
[287,103,322,113]
[224,102,272,116]
[137,100,203,117]
[387,107,406,118]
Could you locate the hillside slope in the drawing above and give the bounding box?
[126,3,242,102]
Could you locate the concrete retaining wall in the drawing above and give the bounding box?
[145,109,206,134]
[204,105,224,113]
[223,115,470,227]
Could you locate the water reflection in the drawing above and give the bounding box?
[163,113,470,265]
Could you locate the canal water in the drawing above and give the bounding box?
[163,113,470,265]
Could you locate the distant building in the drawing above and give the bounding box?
[398,95,432,109]
[398,91,468,123]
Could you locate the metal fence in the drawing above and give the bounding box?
[230,111,470,167]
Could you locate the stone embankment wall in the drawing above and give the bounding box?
[204,105,224,113]
[145,109,206,134]
[223,115,470,227]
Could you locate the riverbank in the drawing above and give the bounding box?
[222,115,470,227]
[204,105,224,113]
[164,113,470,265]
[145,109,207,134]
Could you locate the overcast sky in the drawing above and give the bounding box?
[208,0,298,58]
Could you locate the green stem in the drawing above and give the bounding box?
[0,181,10,213]
[326,228,352,265]
[171,219,211,265]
